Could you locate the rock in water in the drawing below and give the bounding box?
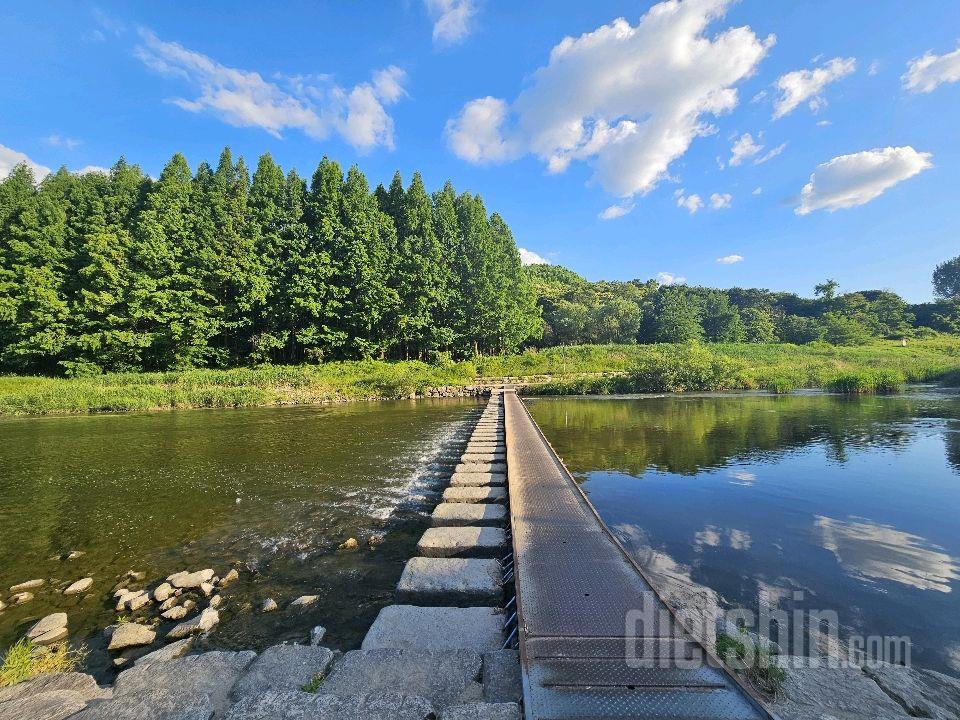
[26,613,68,641]
[262,598,278,613]
[288,595,319,611]
[209,595,223,609]
[133,638,193,667]
[219,569,239,587]
[161,605,189,621]
[158,596,178,612]
[167,569,215,589]
[339,537,359,551]
[108,623,156,651]
[310,625,327,645]
[200,581,214,597]
[153,582,174,602]
[64,577,94,595]
[10,578,44,592]
[166,607,219,640]
[0,599,6,612]
[67,550,85,560]
[9,591,34,605]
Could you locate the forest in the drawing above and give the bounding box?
[2,149,960,378]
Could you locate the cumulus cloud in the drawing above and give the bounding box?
[752,186,762,195]
[425,0,477,46]
[135,29,406,151]
[598,202,634,220]
[773,57,856,119]
[445,0,774,201]
[45,134,81,150]
[710,192,732,209]
[902,44,960,93]
[716,253,743,264]
[518,248,549,265]
[728,132,762,166]
[754,141,786,164]
[76,165,111,175]
[796,145,932,215]
[675,189,703,214]
[0,143,51,181]
[657,271,686,286]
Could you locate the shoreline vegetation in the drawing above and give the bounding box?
[3,339,960,415]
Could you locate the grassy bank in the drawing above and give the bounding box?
[2,339,960,415]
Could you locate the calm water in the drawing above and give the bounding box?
[527,390,960,675]
[0,399,482,675]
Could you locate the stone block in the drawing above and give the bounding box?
[362,606,504,653]
[418,527,507,558]
[431,504,507,527]
[396,558,502,605]
[442,487,507,504]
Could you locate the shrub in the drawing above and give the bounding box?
[629,343,747,392]
[828,369,905,394]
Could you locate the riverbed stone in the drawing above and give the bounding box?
[220,568,239,586]
[224,689,435,720]
[64,577,93,595]
[74,650,256,720]
[152,582,174,602]
[231,644,336,700]
[289,594,320,611]
[864,662,960,719]
[262,598,278,613]
[0,671,110,720]
[10,578,44,592]
[168,568,215,589]
[210,594,223,609]
[200,581,215,596]
[161,605,189,620]
[0,600,5,612]
[396,558,502,605]
[26,612,68,642]
[134,638,193,666]
[166,607,219,640]
[8,591,34,605]
[321,648,482,708]
[363,606,503,652]
[443,487,507,504]
[440,703,520,720]
[431,504,507,527]
[482,650,521,704]
[418,527,507,559]
[771,656,911,719]
[108,622,156,651]
[449,473,506,487]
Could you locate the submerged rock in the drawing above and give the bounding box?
[262,598,278,613]
[10,578,44,592]
[108,622,156,651]
[310,625,327,646]
[67,550,85,560]
[339,537,359,551]
[288,595,320,611]
[219,569,239,587]
[64,577,94,595]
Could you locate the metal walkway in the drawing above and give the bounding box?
[503,389,776,720]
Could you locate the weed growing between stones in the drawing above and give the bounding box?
[0,639,86,688]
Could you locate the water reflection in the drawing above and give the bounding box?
[693,525,752,551]
[815,515,960,594]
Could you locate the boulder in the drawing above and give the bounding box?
[161,605,189,620]
[864,662,960,720]
[8,592,33,605]
[72,650,256,720]
[200,581,214,597]
[440,703,520,720]
[116,589,150,612]
[133,638,193,667]
[63,577,93,595]
[166,607,219,640]
[167,569,215,589]
[108,623,156,651]
[152,582,174,603]
[26,613,68,642]
[9,578,44,592]
[289,595,320,611]
[262,598,278,613]
[224,690,435,720]
[231,644,335,700]
[320,648,482,708]
[158,596,178,612]
[0,672,110,720]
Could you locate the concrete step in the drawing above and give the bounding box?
[431,504,507,527]
[460,453,506,463]
[449,473,506,487]
[362,606,504,653]
[396,558,503,605]
[418,527,508,558]
[442,487,507,504]
[453,463,507,475]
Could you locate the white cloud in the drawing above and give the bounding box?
[425,0,477,46]
[45,134,81,150]
[657,271,686,286]
[868,60,880,76]
[754,141,786,164]
[752,186,762,195]
[518,248,549,265]
[728,132,761,166]
[598,202,634,220]
[773,56,856,119]
[716,253,743,264]
[796,145,932,215]
[816,119,832,127]
[710,192,732,209]
[135,29,406,151]
[445,0,775,201]
[0,143,51,181]
[76,165,110,175]
[902,44,960,93]
[675,189,703,214]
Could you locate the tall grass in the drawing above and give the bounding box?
[0,640,85,687]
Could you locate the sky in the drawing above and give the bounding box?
[1,0,959,302]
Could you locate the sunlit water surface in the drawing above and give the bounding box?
[527,390,960,675]
[0,399,482,676]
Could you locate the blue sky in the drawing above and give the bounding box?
[2,1,958,302]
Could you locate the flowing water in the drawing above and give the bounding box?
[0,399,482,676]
[527,390,960,675]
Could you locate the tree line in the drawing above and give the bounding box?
[0,151,540,375]
[527,263,960,347]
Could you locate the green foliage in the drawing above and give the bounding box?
[714,631,786,700]
[933,255,960,300]
[0,639,85,687]
[629,343,746,392]
[828,369,906,394]
[816,312,872,345]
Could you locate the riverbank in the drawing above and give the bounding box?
[2,339,960,415]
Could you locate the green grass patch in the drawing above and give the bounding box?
[715,631,787,701]
[0,639,85,688]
